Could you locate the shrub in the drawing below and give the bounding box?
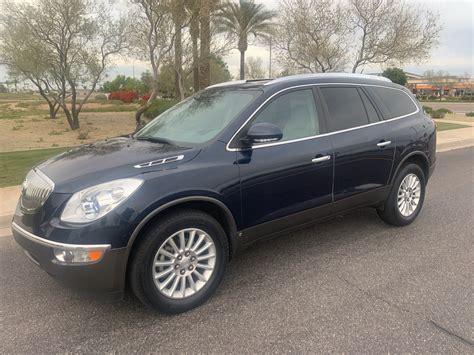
[77,131,90,140]
[428,95,438,100]
[422,106,433,114]
[140,94,151,102]
[108,90,138,103]
[94,94,107,101]
[144,99,179,119]
[430,110,445,119]
[436,108,453,114]
[48,130,63,136]
[465,112,474,117]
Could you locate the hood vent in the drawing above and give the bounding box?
[133,155,184,169]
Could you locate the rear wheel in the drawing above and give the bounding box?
[377,164,426,226]
[129,210,228,314]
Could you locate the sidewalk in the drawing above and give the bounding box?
[0,123,473,237]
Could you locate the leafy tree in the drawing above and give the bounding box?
[0,0,127,130]
[382,67,407,86]
[216,0,275,79]
[101,75,149,94]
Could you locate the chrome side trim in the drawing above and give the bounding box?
[134,155,184,169]
[226,83,419,152]
[12,222,111,251]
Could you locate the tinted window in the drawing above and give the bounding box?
[369,87,417,119]
[321,87,369,131]
[252,89,319,142]
[359,89,379,123]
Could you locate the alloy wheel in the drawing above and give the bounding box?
[397,173,421,217]
[152,228,216,299]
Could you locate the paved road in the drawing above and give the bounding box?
[1,148,473,353]
[423,101,474,113]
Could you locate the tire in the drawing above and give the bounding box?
[377,163,426,226]
[129,209,228,314]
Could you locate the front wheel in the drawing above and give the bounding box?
[129,210,228,314]
[377,163,426,226]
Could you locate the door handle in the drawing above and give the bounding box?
[312,155,331,163]
[377,140,392,147]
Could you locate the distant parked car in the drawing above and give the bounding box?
[12,74,436,314]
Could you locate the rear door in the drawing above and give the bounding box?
[318,85,395,202]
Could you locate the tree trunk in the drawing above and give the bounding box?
[240,50,245,80]
[174,10,184,99]
[199,0,211,89]
[47,101,60,119]
[190,6,200,92]
[238,38,248,80]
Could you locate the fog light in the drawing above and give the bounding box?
[53,248,105,264]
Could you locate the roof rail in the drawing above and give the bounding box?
[264,73,392,85]
[206,80,246,89]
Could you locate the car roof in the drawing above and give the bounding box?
[205,73,395,91]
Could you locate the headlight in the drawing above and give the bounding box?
[60,178,143,223]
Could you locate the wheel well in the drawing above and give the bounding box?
[401,154,429,180]
[129,200,236,261]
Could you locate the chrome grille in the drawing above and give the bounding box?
[20,169,55,213]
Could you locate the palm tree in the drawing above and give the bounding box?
[216,0,275,80]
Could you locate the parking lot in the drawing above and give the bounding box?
[0,147,473,352]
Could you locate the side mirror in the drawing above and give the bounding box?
[242,123,283,145]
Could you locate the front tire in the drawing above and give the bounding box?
[129,210,228,314]
[377,163,426,226]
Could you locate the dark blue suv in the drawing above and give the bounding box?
[12,74,436,314]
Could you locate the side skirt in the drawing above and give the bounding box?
[240,186,390,247]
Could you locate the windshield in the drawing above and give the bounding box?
[136,89,261,146]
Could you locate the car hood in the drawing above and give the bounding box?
[37,137,199,193]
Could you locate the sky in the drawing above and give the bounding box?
[1,0,472,83]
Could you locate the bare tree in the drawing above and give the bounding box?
[350,0,441,73]
[130,0,177,129]
[245,57,266,79]
[1,0,127,130]
[275,0,350,73]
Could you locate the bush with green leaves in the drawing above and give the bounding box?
[143,99,179,119]
[422,106,433,114]
[465,112,474,117]
[436,108,453,114]
[430,110,445,119]
[94,94,107,101]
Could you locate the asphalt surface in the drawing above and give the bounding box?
[1,147,473,353]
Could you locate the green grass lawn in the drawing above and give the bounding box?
[0,147,69,187]
[435,121,470,131]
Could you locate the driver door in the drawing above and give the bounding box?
[235,88,334,242]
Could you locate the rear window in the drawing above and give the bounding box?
[369,87,417,119]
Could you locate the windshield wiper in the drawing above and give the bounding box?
[135,136,175,146]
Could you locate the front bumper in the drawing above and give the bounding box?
[12,222,127,296]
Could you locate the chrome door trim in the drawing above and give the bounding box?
[226,83,419,152]
[377,141,392,147]
[312,155,331,163]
